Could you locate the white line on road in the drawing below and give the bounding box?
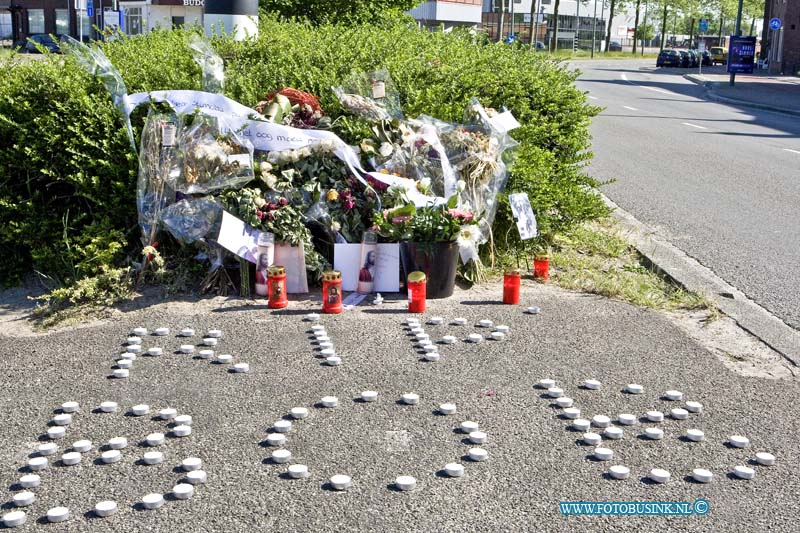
[783,148,800,155]
[682,122,708,129]
[623,106,638,111]
[621,73,672,94]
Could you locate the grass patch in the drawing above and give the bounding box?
[546,50,659,60]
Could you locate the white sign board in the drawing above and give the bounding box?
[509,193,538,240]
[75,0,86,10]
[698,42,706,53]
[334,243,400,293]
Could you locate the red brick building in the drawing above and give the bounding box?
[762,0,800,75]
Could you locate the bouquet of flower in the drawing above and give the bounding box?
[254,88,331,129]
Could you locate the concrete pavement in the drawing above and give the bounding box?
[0,284,798,531]
[684,66,800,116]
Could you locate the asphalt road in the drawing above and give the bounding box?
[573,59,800,331]
[0,287,798,531]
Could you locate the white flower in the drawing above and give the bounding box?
[287,150,300,163]
[419,177,431,189]
[387,180,410,195]
[457,224,482,249]
[317,139,335,152]
[298,146,312,158]
[379,142,394,157]
[457,180,466,192]
[260,161,273,173]
[331,221,341,232]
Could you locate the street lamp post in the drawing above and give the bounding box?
[729,0,744,86]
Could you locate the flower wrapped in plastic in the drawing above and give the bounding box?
[333,69,403,122]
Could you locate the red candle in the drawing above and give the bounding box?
[267,265,288,309]
[322,270,343,314]
[503,268,521,304]
[407,271,427,313]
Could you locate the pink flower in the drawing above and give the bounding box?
[279,197,289,206]
[267,203,279,211]
[344,199,356,210]
[255,210,265,220]
[266,212,275,221]
[447,208,474,222]
[392,216,412,224]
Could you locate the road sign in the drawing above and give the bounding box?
[87,1,93,17]
[727,35,757,74]
[769,18,782,31]
[699,19,709,32]
[698,42,706,53]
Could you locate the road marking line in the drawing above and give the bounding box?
[682,122,708,129]
[623,106,638,111]
[621,72,670,94]
[783,148,800,155]
[588,96,599,100]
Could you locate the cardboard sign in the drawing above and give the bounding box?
[509,193,538,240]
[334,243,400,293]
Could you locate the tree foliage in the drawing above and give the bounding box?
[259,0,420,24]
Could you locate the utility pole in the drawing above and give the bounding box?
[591,0,598,58]
[575,0,580,53]
[642,0,648,56]
[729,0,744,86]
[633,0,641,54]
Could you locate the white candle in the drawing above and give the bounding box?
[61,452,81,466]
[132,327,147,336]
[38,443,57,456]
[198,350,214,360]
[146,433,165,446]
[2,511,27,528]
[756,452,776,466]
[729,435,749,448]
[670,408,689,420]
[478,319,493,328]
[181,457,202,471]
[187,470,208,484]
[273,420,292,433]
[626,384,643,394]
[94,501,117,517]
[101,450,121,464]
[143,452,163,465]
[646,411,664,422]
[202,338,217,347]
[217,354,233,364]
[648,468,670,483]
[591,415,611,428]
[525,306,541,314]
[469,431,488,444]
[320,396,338,408]
[438,403,457,415]
[290,407,309,419]
[685,401,703,413]
[61,401,79,413]
[734,466,755,480]
[271,449,292,464]
[180,328,195,337]
[428,317,444,325]
[582,433,602,446]
[424,352,440,362]
[47,427,65,440]
[444,463,464,477]
[117,360,132,369]
[441,335,457,344]
[180,345,195,354]
[608,465,630,480]
[172,425,191,437]
[547,387,563,398]
[172,484,194,500]
[556,397,574,408]
[142,493,164,509]
[692,468,713,483]
[618,414,637,426]
[452,318,467,325]
[604,427,623,440]
[265,433,286,447]
[361,391,379,402]
[159,408,177,420]
[174,414,192,426]
[686,429,705,442]
[664,390,683,401]
[644,428,664,440]
[287,465,309,479]
[13,491,35,507]
[395,476,416,491]
[401,394,419,405]
[572,419,591,432]
[583,379,601,390]
[154,327,170,336]
[19,475,40,489]
[112,369,129,379]
[330,475,352,490]
[207,329,223,338]
[468,448,488,462]
[460,421,479,433]
[594,448,614,461]
[53,414,72,426]
[46,507,70,523]
[27,457,48,471]
[233,363,250,373]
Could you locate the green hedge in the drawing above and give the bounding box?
[0,15,608,288]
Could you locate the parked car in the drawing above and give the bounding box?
[687,50,699,68]
[701,50,713,66]
[678,50,691,68]
[533,41,546,51]
[709,46,728,66]
[656,49,682,67]
[17,34,63,54]
[608,41,623,52]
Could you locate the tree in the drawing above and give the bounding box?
[551,0,561,52]
[259,0,419,25]
[604,1,632,51]
[498,0,507,43]
[632,0,642,53]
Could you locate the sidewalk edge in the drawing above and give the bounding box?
[604,194,800,367]
[684,74,800,117]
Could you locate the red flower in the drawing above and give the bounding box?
[267,203,279,211]
[279,197,289,206]
[255,210,265,220]
[344,199,356,210]
[266,212,275,221]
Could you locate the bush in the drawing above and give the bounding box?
[0,15,607,292]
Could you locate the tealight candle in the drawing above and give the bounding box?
[132,404,150,416]
[305,313,320,322]
[233,363,250,373]
[604,427,624,440]
[19,475,40,489]
[159,408,177,420]
[321,396,338,408]
[94,501,117,518]
[584,379,601,390]
[644,428,664,440]
[416,333,430,341]
[441,336,457,344]
[592,415,611,428]
[38,443,57,456]
[729,435,749,448]
[2,510,27,528]
[180,328,195,337]
[556,397,574,408]
[428,317,444,325]
[664,390,683,401]
[13,492,35,507]
[186,470,208,484]
[143,452,163,465]
[330,475,352,490]
[172,425,192,437]
[756,452,776,466]
[127,337,142,345]
[126,345,141,353]
[61,452,81,466]
[478,319,493,328]
[117,360,133,369]
[418,339,432,348]
[618,414,637,426]
[198,350,214,360]
[47,427,65,439]
[469,431,488,444]
[288,464,309,479]
[734,466,755,480]
[272,449,292,464]
[649,468,670,484]
[27,457,48,471]
[395,476,416,491]
[101,450,121,464]
[326,356,342,366]
[410,327,424,335]
[132,327,147,336]
[290,407,309,419]
[692,468,713,483]
[112,369,129,379]
[154,327,170,336]
[439,403,457,415]
[311,324,326,332]
[468,448,488,462]
[316,335,331,343]
[453,318,467,326]
[174,414,192,426]
[172,484,194,500]
[490,332,505,341]
[319,341,334,350]
[539,379,556,389]
[444,463,465,477]
[626,384,643,394]
[572,419,591,431]
[361,391,379,402]
[424,352,440,362]
[494,325,510,333]
[423,345,438,353]
[547,387,564,398]
[583,433,602,446]
[61,401,79,413]
[217,354,233,364]
[686,429,705,442]
[46,507,70,523]
[181,457,202,472]
[207,329,222,338]
[594,448,614,461]
[671,408,689,420]
[525,306,541,314]
[320,348,336,358]
[273,420,292,433]
[142,493,164,510]
[53,413,72,426]
[146,433,165,446]
[180,345,195,354]
[460,421,479,433]
[120,353,136,361]
[401,394,419,405]
[202,338,217,347]
[685,401,703,413]
[608,465,630,480]
[406,317,420,325]
[646,411,664,422]
[266,433,286,447]
[563,408,581,419]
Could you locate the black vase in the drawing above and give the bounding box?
[399,241,459,299]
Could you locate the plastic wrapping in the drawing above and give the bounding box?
[177,113,255,195]
[160,197,222,245]
[333,69,403,121]
[188,35,225,93]
[137,110,181,246]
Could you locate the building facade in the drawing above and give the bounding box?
[763,0,800,75]
[409,0,483,31]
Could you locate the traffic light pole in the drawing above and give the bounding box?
[729,0,744,86]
